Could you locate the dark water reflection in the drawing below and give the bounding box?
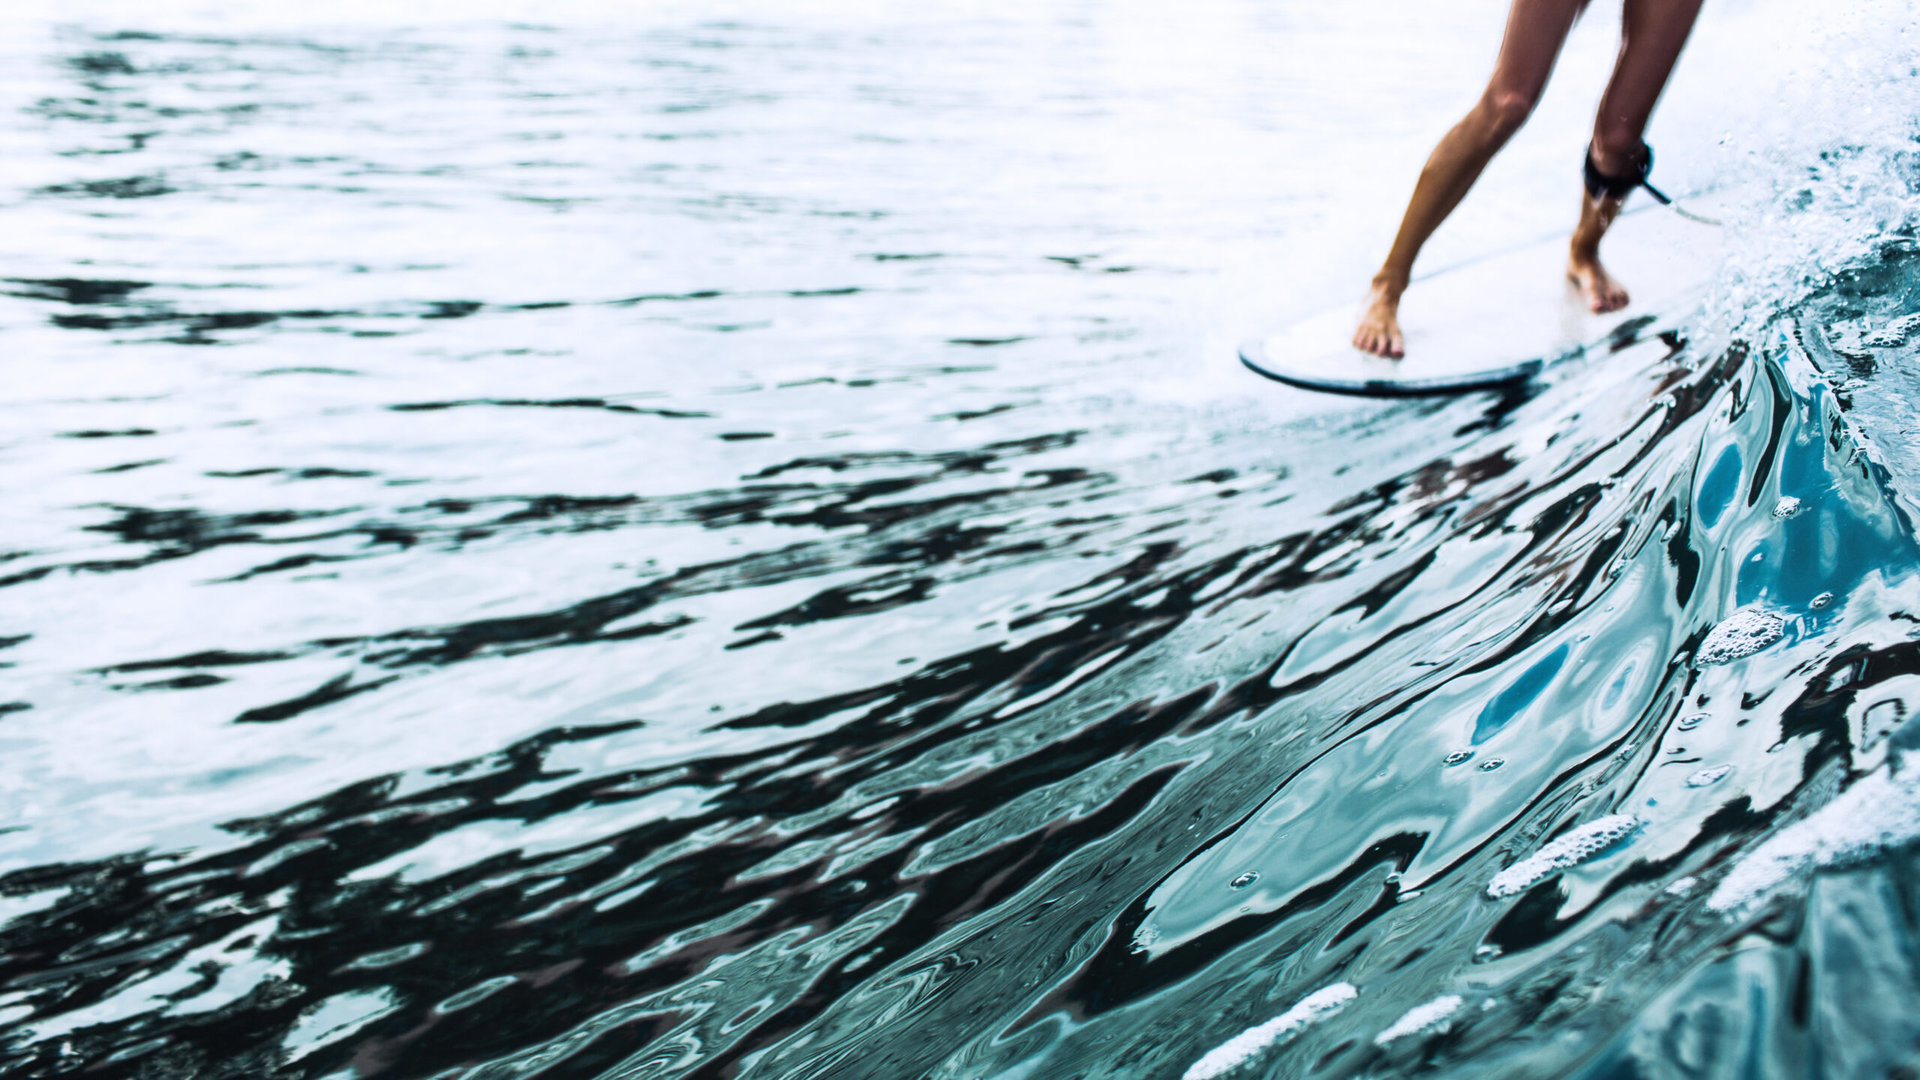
[4,9,1920,1080]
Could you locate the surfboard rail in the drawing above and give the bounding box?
[1238,337,1542,397]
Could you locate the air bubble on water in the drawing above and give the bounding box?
[1772,496,1803,518]
[1709,761,1920,914]
[1697,607,1786,665]
[1487,815,1641,898]
[1678,713,1708,731]
[1182,983,1356,1080]
[1478,758,1506,772]
[1811,592,1834,609]
[1444,750,1474,766]
[1374,995,1464,1045]
[1229,871,1259,890]
[1686,765,1732,787]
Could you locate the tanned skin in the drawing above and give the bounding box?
[1353,0,1704,359]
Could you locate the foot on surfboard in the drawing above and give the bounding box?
[1351,280,1406,359]
[1244,206,1724,397]
[1567,251,1630,313]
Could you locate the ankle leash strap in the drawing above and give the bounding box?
[1584,142,1660,201]
[1584,142,1721,226]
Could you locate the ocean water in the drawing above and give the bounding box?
[2,1,1918,1078]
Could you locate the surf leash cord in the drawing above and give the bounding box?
[1584,141,1723,227]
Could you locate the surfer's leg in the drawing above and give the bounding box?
[1355,0,1585,358]
[1568,0,1704,313]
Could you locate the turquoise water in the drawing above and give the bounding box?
[1,2,1918,1078]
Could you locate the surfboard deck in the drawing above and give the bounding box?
[1242,203,1725,397]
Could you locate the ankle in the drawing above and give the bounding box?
[1587,137,1644,181]
[1368,271,1408,299]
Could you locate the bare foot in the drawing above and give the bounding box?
[1567,250,1629,313]
[1352,279,1405,358]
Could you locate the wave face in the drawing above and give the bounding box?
[2,4,1920,1080]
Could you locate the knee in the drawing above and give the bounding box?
[1478,88,1538,141]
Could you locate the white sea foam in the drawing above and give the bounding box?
[1863,312,1920,347]
[1697,608,1785,666]
[1709,760,1920,913]
[1374,994,1464,1046]
[1771,496,1803,519]
[1182,983,1357,1080]
[1706,3,1920,342]
[1488,815,1641,898]
[1686,765,1732,788]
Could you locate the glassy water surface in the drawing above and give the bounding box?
[2,1,1919,1078]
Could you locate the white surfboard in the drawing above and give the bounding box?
[1241,203,1725,396]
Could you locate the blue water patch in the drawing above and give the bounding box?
[1695,444,1744,530]
[1474,643,1570,744]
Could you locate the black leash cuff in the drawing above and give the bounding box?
[1583,142,1671,205]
